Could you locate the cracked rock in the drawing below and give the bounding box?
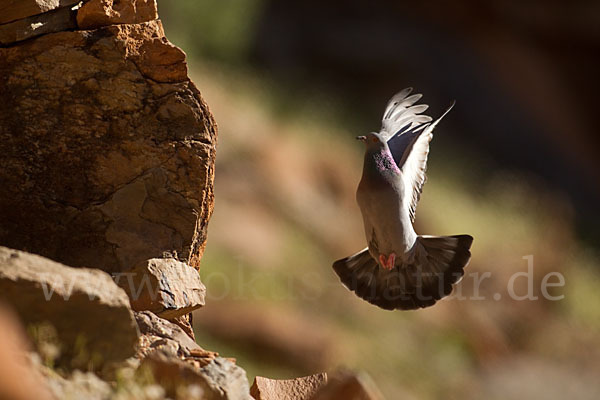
[0,19,217,273]
[0,0,80,25]
[0,3,79,46]
[116,258,206,320]
[77,0,158,30]
[135,310,216,362]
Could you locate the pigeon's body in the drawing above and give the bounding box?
[357,145,416,260]
[333,88,473,310]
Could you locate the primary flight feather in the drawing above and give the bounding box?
[333,88,473,310]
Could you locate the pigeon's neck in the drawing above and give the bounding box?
[364,147,400,176]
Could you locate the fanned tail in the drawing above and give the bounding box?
[332,235,473,310]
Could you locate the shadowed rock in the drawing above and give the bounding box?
[0,2,78,46]
[135,310,216,361]
[0,0,80,25]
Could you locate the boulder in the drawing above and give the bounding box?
[116,258,206,320]
[135,310,216,361]
[250,374,328,400]
[309,372,383,400]
[0,18,216,273]
[142,352,252,400]
[0,247,139,370]
[77,0,158,29]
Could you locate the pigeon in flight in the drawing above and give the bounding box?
[333,88,473,310]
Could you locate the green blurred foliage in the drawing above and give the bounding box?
[157,0,265,62]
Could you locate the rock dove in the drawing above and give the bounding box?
[333,88,473,310]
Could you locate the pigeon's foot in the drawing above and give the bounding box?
[378,253,396,270]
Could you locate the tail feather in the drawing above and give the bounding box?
[332,235,473,310]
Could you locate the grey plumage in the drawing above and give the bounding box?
[333,88,473,310]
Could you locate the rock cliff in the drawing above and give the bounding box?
[0,0,216,273]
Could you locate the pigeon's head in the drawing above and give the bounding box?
[356,132,386,149]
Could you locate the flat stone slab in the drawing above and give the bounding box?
[0,0,80,25]
[250,374,328,400]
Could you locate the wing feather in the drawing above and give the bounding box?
[379,89,455,222]
[396,102,455,223]
[380,88,432,140]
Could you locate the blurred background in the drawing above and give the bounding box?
[158,1,600,399]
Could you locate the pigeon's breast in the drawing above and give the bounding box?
[356,167,415,257]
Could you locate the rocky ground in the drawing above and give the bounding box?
[1,246,373,399]
[0,1,381,399]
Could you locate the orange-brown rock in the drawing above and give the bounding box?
[0,247,139,370]
[0,0,80,24]
[0,19,216,273]
[142,352,252,400]
[77,0,158,29]
[117,258,206,320]
[251,374,328,400]
[309,372,383,400]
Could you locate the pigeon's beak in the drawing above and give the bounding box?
[356,136,367,142]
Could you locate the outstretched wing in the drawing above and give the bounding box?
[380,87,432,141]
[394,102,455,223]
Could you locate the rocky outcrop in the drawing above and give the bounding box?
[117,258,206,320]
[142,352,252,400]
[0,0,216,273]
[250,374,328,400]
[135,310,216,361]
[310,372,383,400]
[0,247,139,370]
[77,0,158,29]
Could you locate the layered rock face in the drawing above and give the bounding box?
[0,0,216,273]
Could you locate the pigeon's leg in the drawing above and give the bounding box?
[386,253,396,270]
[378,253,396,270]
